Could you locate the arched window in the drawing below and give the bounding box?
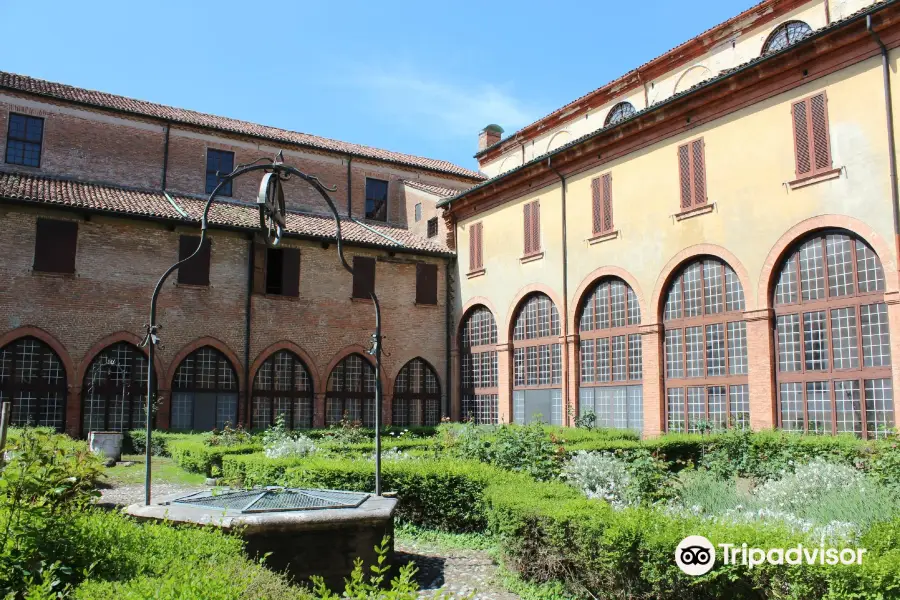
[326,354,376,426]
[762,20,813,55]
[252,350,313,429]
[578,279,643,431]
[512,293,563,425]
[663,258,749,432]
[393,358,441,426]
[0,337,66,431]
[171,346,238,431]
[83,342,150,434]
[605,102,637,127]
[460,306,498,424]
[774,231,894,438]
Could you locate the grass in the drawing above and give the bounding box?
[102,454,206,487]
[394,522,495,551]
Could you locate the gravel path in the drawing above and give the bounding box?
[396,541,520,600]
[97,483,206,507]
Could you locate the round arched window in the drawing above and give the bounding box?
[252,350,313,429]
[459,306,498,424]
[83,342,150,434]
[393,358,441,426]
[605,102,637,126]
[762,20,813,55]
[774,231,894,438]
[663,258,749,432]
[326,354,376,426]
[512,293,562,425]
[0,337,67,431]
[171,347,238,431]
[578,278,642,431]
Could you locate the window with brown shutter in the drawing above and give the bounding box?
[677,139,707,211]
[177,235,211,286]
[33,219,77,274]
[469,222,484,272]
[263,247,300,297]
[416,263,438,305]
[591,173,614,235]
[523,200,541,256]
[352,256,376,299]
[427,217,438,238]
[252,241,267,295]
[791,92,832,179]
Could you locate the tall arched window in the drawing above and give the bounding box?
[460,306,498,424]
[762,20,813,55]
[774,231,894,438]
[83,342,150,434]
[252,350,313,429]
[326,354,376,426]
[663,258,749,432]
[0,337,66,431]
[578,279,643,431]
[605,102,637,126]
[393,358,441,426]
[512,293,563,425]
[171,347,238,431]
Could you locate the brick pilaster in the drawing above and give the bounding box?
[745,308,776,430]
[640,323,663,438]
[313,392,326,428]
[565,334,580,425]
[497,342,512,424]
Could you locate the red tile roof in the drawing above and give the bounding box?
[0,71,485,182]
[401,179,465,198]
[0,172,453,255]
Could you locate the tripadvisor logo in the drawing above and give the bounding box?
[676,536,868,575]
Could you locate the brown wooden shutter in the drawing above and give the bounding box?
[691,139,706,206]
[809,93,831,173]
[252,240,267,295]
[352,256,376,299]
[792,93,831,179]
[792,99,812,177]
[531,201,541,252]
[601,173,613,233]
[523,202,533,255]
[591,177,603,235]
[281,247,300,297]
[678,144,692,210]
[475,222,483,269]
[416,263,438,305]
[177,235,211,286]
[469,222,483,271]
[33,218,77,274]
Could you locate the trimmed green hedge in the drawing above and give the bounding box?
[223,452,900,599]
[123,430,195,457]
[169,440,262,476]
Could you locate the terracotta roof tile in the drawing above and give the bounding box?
[0,71,485,182]
[0,172,452,255]
[401,179,466,198]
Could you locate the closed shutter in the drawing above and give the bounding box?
[352,256,376,299]
[591,177,603,235]
[469,222,484,271]
[792,92,831,178]
[531,201,541,252]
[252,240,267,295]
[416,263,438,305]
[281,247,300,297]
[177,235,211,286]
[602,173,613,232]
[523,202,533,255]
[33,219,77,274]
[677,139,707,210]
[678,144,692,210]
[691,139,706,206]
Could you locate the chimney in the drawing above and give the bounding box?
[478,124,504,152]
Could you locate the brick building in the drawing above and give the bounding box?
[444,0,900,438]
[0,72,481,436]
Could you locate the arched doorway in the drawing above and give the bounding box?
[251,350,314,429]
[459,306,499,424]
[326,353,376,426]
[170,346,238,431]
[511,293,563,425]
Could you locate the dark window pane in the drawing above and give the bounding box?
[365,178,389,221]
[266,248,284,295]
[205,149,234,195]
[6,114,44,167]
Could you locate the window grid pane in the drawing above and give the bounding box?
[861,303,891,367]
[803,311,829,371]
[865,378,895,439]
[777,314,802,372]
[685,326,704,377]
[799,239,826,301]
[729,384,750,430]
[834,380,862,436]
[826,234,855,297]
[727,321,748,375]
[703,260,724,314]
[667,388,685,433]
[705,323,725,377]
[665,330,683,378]
[780,382,804,432]
[806,381,832,435]
[628,334,642,380]
[856,242,885,293]
[830,307,859,370]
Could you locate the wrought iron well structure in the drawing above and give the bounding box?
[141,155,385,505]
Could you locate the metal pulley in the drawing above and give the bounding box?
[257,172,287,247]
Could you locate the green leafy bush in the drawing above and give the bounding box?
[123,430,193,456]
[169,439,262,476]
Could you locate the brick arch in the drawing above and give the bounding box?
[650,244,754,321]
[0,326,76,389]
[505,283,566,342]
[386,355,443,398]
[165,337,244,393]
[323,345,391,391]
[569,266,648,332]
[456,296,501,347]
[77,331,165,387]
[249,341,323,396]
[757,215,899,309]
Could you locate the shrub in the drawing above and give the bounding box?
[753,459,867,514]
[169,439,261,476]
[207,422,253,447]
[562,451,632,507]
[123,430,192,457]
[490,421,564,480]
[265,436,317,459]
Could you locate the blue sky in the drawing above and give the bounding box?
[1,0,754,172]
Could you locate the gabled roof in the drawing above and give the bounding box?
[0,71,485,182]
[0,172,453,256]
[401,179,465,199]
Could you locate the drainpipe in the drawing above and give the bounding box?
[445,256,454,419]
[161,123,170,190]
[868,15,900,274]
[548,158,570,425]
[244,236,254,427]
[346,156,353,216]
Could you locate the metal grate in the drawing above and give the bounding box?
[169,488,370,513]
